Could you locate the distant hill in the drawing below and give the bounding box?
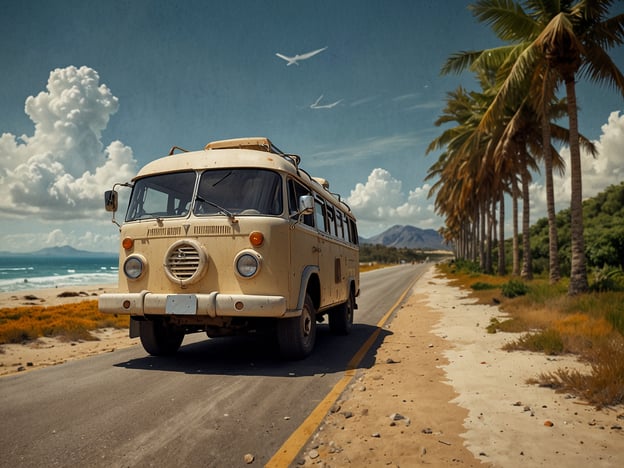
[362,225,450,250]
[0,245,116,257]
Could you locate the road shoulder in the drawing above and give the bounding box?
[300,267,482,466]
[300,266,624,466]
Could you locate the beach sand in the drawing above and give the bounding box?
[0,283,118,309]
[0,284,139,376]
[1,271,623,466]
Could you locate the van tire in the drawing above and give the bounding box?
[139,319,184,356]
[329,288,354,335]
[277,294,317,359]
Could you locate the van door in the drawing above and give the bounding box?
[288,180,319,308]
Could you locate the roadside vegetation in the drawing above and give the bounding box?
[0,301,129,345]
[440,259,624,408]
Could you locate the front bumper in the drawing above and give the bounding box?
[99,291,295,318]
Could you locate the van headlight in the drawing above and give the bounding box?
[123,255,147,280]
[235,250,262,278]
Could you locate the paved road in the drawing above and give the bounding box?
[0,264,427,467]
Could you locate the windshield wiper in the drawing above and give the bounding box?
[195,195,237,222]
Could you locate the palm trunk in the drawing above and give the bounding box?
[498,189,506,275]
[473,208,479,263]
[512,177,520,276]
[520,152,533,280]
[565,77,588,294]
[542,97,561,283]
[480,203,487,270]
[486,198,493,274]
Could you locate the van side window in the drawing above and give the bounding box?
[326,204,336,237]
[314,197,326,232]
[348,219,359,245]
[336,210,345,240]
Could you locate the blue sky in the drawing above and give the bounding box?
[1,0,623,252]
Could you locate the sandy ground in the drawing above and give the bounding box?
[1,271,623,466]
[0,284,138,377]
[299,268,624,467]
[0,284,118,309]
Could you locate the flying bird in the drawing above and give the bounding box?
[310,94,343,109]
[276,47,328,66]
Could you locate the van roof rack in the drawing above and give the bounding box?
[204,137,300,167]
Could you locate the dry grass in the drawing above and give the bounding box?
[438,263,624,408]
[0,300,129,344]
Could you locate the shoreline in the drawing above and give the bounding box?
[0,283,118,309]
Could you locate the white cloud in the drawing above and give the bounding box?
[530,111,624,221]
[0,65,137,220]
[347,167,442,237]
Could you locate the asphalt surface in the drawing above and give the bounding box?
[0,263,427,467]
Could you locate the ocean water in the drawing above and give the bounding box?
[0,256,119,293]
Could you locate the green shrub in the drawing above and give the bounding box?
[501,279,529,298]
[471,281,497,290]
[590,265,624,292]
[450,259,482,274]
[486,317,501,334]
[504,329,564,355]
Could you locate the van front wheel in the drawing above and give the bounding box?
[277,294,317,360]
[139,319,184,356]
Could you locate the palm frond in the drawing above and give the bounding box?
[441,51,483,75]
[470,0,538,41]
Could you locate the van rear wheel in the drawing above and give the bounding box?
[139,319,184,356]
[329,289,354,335]
[277,294,317,359]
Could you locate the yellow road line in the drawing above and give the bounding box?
[266,273,421,467]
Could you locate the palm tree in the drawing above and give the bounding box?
[426,86,499,267]
[444,0,623,293]
[534,1,624,294]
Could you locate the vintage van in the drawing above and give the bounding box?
[99,137,359,359]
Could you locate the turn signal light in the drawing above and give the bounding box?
[249,231,264,247]
[122,237,134,250]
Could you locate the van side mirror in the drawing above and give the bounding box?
[298,195,314,215]
[104,190,118,212]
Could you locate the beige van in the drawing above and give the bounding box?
[99,137,359,359]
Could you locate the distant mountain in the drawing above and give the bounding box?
[362,225,450,250]
[0,245,116,257]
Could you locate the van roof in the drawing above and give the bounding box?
[136,137,352,213]
[205,137,280,153]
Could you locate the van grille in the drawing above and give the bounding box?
[166,243,201,280]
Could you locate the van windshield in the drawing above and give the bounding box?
[125,169,283,222]
[194,169,282,216]
[126,171,196,221]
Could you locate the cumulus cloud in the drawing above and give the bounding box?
[347,168,441,237]
[0,65,137,220]
[530,111,624,220]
